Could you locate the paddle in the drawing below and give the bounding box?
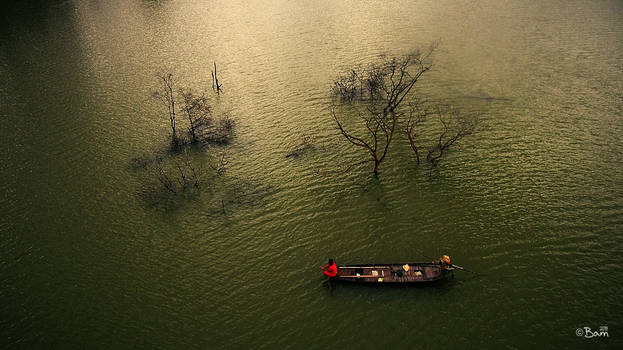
[450,264,487,276]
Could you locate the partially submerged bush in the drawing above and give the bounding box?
[153,72,235,147]
[204,114,235,144]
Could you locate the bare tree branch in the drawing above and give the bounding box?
[153,72,178,143]
[179,88,212,143]
[404,101,429,164]
[330,105,397,176]
[426,105,478,167]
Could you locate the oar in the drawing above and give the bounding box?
[411,249,436,262]
[451,264,485,276]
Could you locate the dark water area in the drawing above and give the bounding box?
[1,0,622,348]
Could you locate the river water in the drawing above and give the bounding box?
[1,0,622,348]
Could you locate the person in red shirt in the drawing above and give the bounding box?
[321,259,338,278]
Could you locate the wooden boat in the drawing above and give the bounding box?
[332,262,454,284]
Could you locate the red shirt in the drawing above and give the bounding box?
[323,263,338,277]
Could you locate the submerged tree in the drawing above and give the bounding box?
[331,45,435,175]
[145,69,235,209]
[331,44,479,175]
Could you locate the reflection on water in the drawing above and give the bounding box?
[1,0,622,348]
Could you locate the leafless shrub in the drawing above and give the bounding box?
[152,154,203,194]
[332,70,359,101]
[179,88,212,144]
[153,71,235,146]
[204,113,235,144]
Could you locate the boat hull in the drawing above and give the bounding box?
[332,262,453,284]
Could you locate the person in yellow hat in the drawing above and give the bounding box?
[439,255,452,269]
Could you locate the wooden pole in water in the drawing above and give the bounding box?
[212,62,222,94]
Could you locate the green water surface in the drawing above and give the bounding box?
[1,0,622,348]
